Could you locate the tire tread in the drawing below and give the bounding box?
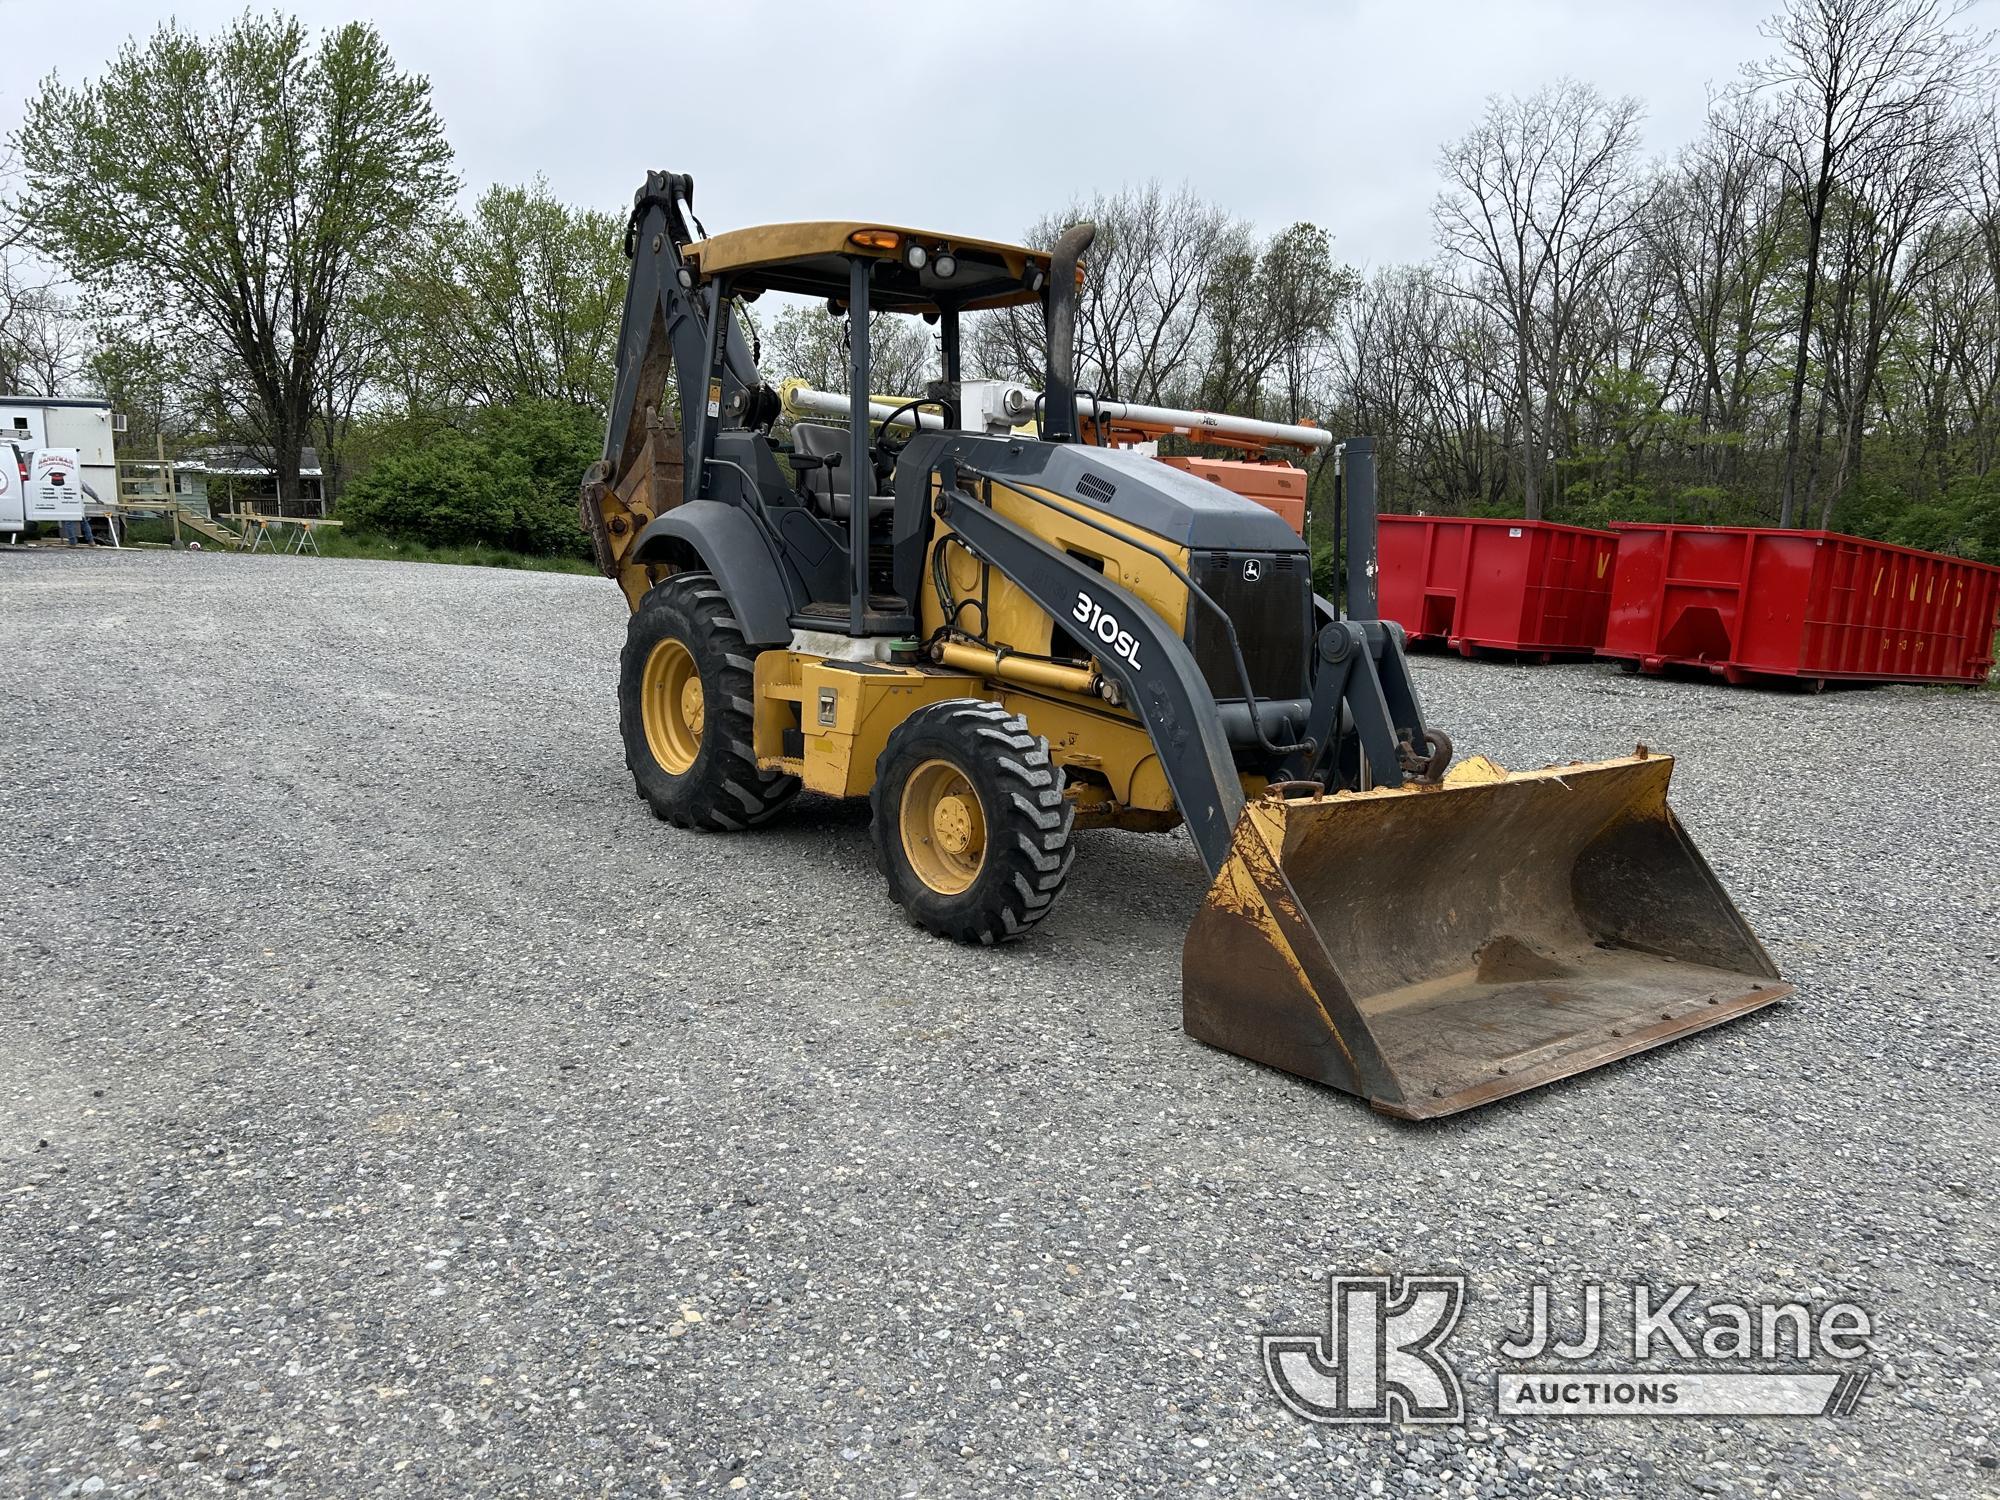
[868,698,1076,945]
[617,573,799,831]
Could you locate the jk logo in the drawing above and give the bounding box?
[1261,1274,1467,1425]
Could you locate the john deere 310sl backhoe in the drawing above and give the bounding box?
[578,170,1789,1118]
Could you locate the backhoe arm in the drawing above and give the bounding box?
[579,171,763,607]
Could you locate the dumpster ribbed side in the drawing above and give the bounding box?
[1600,524,1999,687]
[1379,516,1618,658]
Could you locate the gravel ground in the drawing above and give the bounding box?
[0,547,1994,1500]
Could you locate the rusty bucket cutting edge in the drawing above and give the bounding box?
[1181,753,1791,1120]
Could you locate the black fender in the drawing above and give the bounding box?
[630,500,795,646]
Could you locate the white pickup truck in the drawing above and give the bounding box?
[2,445,93,540]
[0,443,26,538]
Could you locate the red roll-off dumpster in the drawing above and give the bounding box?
[1599,523,2000,687]
[1377,515,1620,659]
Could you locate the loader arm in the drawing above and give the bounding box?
[932,463,1443,878]
[932,477,1247,875]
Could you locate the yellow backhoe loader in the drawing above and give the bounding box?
[578,171,1789,1118]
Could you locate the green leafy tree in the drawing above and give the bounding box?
[20,12,455,498]
[1199,223,1355,419]
[467,398,601,554]
[1886,472,2000,560]
[80,330,196,459]
[372,181,627,412]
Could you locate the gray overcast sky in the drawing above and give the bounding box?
[0,0,1957,266]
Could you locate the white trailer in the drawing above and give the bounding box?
[0,442,23,538]
[0,397,121,517]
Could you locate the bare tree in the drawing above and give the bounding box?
[1879,217,1989,488]
[1940,108,2000,479]
[1647,100,1794,499]
[1,292,88,396]
[1734,0,1993,523]
[762,303,932,400]
[970,184,1241,403]
[0,138,85,396]
[1435,80,1648,517]
[1820,87,1970,520]
[1336,266,1512,513]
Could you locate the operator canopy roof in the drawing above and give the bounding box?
[682,222,1064,313]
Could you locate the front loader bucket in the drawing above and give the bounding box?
[1182,753,1789,1119]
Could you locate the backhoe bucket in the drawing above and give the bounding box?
[1182,753,1788,1119]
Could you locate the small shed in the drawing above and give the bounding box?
[174,446,328,518]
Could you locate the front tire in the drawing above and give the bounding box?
[618,573,799,829]
[870,699,1075,944]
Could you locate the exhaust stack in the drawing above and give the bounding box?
[1042,222,1095,444]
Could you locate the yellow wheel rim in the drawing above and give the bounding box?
[899,758,988,896]
[640,637,704,775]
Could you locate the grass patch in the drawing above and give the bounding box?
[118,515,597,575]
[121,518,182,546]
[314,529,597,574]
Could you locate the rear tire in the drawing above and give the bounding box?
[618,573,799,830]
[870,699,1075,944]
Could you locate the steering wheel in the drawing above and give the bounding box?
[871,397,946,490]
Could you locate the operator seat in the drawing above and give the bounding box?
[791,422,894,522]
